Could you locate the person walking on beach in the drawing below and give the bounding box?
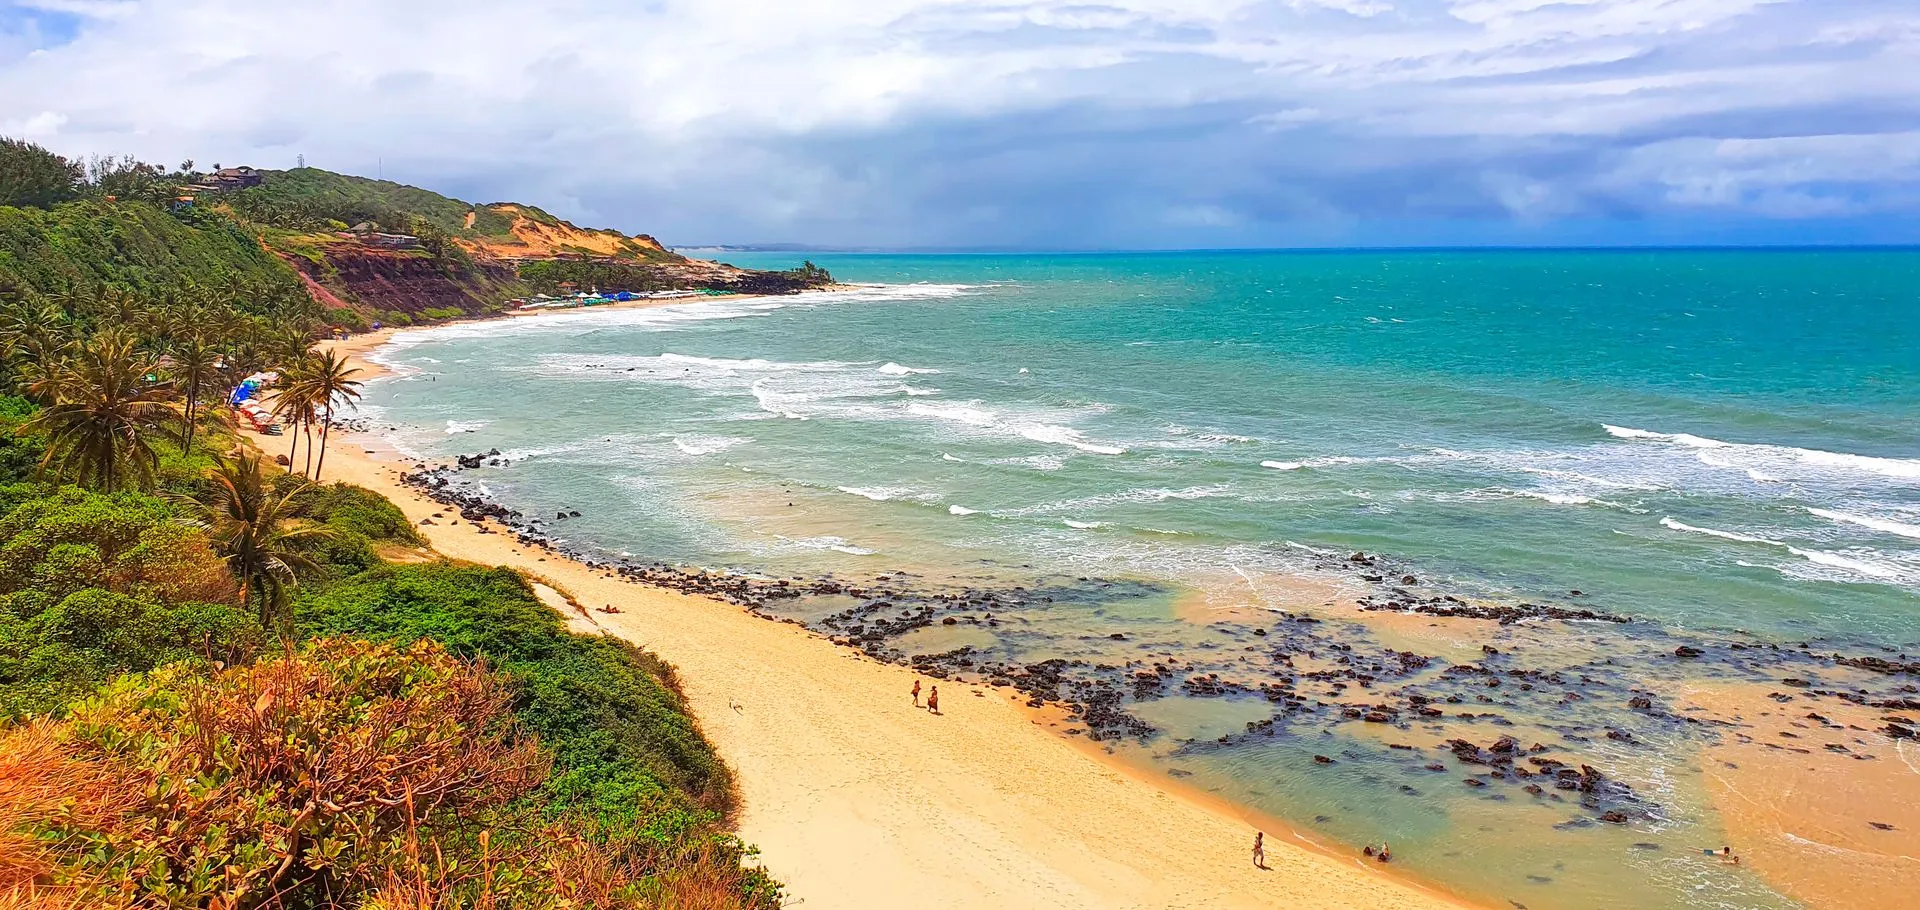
[912,678,922,707]
[927,686,941,715]
[1252,831,1266,869]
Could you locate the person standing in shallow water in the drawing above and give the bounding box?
[912,678,922,707]
[927,686,940,715]
[1252,831,1266,869]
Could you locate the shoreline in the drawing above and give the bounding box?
[300,298,1920,910]
[264,309,1484,910]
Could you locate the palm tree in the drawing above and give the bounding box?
[194,450,330,630]
[25,330,178,491]
[162,318,227,457]
[0,299,72,399]
[295,349,362,481]
[271,355,319,475]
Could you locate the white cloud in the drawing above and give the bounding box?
[0,0,1915,245]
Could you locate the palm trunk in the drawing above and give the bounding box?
[314,409,332,481]
[302,422,314,477]
[182,377,199,455]
[288,414,301,470]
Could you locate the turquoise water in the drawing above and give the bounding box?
[359,250,1920,908]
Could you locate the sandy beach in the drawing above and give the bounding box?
[247,317,1481,910]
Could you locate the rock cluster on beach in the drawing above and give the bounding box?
[402,451,1920,840]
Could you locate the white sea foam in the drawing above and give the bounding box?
[877,362,941,375]
[659,352,846,371]
[838,486,916,502]
[908,402,998,426]
[1403,487,1607,506]
[672,435,750,456]
[1064,519,1106,529]
[1005,454,1067,471]
[1605,424,1920,481]
[941,453,964,463]
[1513,490,1598,506]
[906,402,1126,455]
[1785,546,1904,580]
[1260,455,1383,471]
[1660,517,1774,545]
[771,534,878,556]
[1017,424,1127,456]
[948,505,980,516]
[1810,508,1920,540]
[1005,485,1233,517]
[1661,517,1917,585]
[445,420,488,435]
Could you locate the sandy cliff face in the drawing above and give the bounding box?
[456,205,674,262]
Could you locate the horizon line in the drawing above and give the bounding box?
[674,242,1920,256]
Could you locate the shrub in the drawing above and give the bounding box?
[0,487,235,607]
[298,565,780,906]
[0,398,42,485]
[0,638,546,908]
[277,480,422,579]
[0,487,254,718]
[0,138,82,209]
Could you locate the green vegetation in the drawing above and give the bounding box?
[0,485,258,718]
[0,138,83,209]
[300,564,776,900]
[225,167,516,237]
[0,136,779,908]
[0,199,311,309]
[520,258,683,294]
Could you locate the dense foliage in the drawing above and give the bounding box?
[0,199,311,310]
[0,639,546,908]
[0,139,83,209]
[0,486,256,718]
[224,168,516,236]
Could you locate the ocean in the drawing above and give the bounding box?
[356,249,1920,909]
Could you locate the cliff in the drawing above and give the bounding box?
[221,169,829,326]
[457,203,678,262]
[271,235,520,325]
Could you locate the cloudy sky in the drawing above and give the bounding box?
[3,0,1917,248]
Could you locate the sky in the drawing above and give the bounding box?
[2,0,1918,249]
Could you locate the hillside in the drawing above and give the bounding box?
[0,199,312,313]
[0,136,832,330]
[213,167,830,326]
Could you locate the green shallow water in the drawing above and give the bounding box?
[357,249,1920,909]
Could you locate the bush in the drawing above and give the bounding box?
[276,479,422,579]
[0,638,546,908]
[298,565,779,905]
[0,487,235,607]
[0,486,255,718]
[0,396,44,485]
[289,479,421,544]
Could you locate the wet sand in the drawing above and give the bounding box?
[244,323,1481,910]
[1681,682,1920,910]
